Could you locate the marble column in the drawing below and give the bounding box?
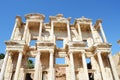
[38,22,43,40]
[77,23,82,41]
[65,55,70,80]
[108,54,119,80]
[97,51,107,80]
[81,52,89,80]
[34,51,42,80]
[14,52,23,80]
[90,23,95,42]
[0,51,9,80]
[49,51,55,80]
[67,22,71,41]
[19,68,25,80]
[22,21,29,41]
[50,21,54,36]
[69,52,76,80]
[4,53,13,80]
[11,20,18,40]
[99,23,107,43]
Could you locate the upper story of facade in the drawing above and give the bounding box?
[6,13,110,52]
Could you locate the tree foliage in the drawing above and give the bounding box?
[0,53,5,59]
[28,59,34,69]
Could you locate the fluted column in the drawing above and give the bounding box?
[67,22,71,41]
[11,19,18,40]
[90,23,96,42]
[0,51,9,80]
[65,55,70,80]
[38,22,43,40]
[22,21,29,40]
[4,53,13,79]
[14,52,23,80]
[108,54,119,80]
[81,52,89,80]
[34,51,42,80]
[77,23,82,41]
[97,51,107,80]
[51,21,54,36]
[69,52,76,80]
[49,51,55,80]
[99,23,107,43]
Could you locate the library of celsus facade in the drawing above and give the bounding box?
[0,13,119,80]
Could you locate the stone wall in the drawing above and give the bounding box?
[112,53,120,78]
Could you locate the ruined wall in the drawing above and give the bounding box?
[113,53,120,78]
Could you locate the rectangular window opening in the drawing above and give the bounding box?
[55,57,65,64]
[56,40,63,48]
[86,58,92,69]
[30,40,37,46]
[28,57,35,69]
[83,39,88,47]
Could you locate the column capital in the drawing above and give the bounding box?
[37,51,41,55]
[108,53,112,56]
[39,20,43,23]
[6,50,10,53]
[79,50,85,53]
[68,51,74,54]
[77,22,80,25]
[66,21,69,24]
[49,50,54,53]
[6,50,13,56]
[51,21,54,24]
[96,50,102,54]
[18,51,23,54]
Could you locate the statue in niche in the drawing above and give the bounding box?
[87,38,94,47]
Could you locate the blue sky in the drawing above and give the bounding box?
[0,0,120,55]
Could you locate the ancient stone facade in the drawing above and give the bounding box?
[0,13,119,80]
[113,53,120,79]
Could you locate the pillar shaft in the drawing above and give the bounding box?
[22,21,29,41]
[14,52,23,80]
[51,21,54,36]
[77,23,82,41]
[69,52,76,80]
[90,23,95,42]
[49,51,55,80]
[65,56,70,80]
[0,51,9,80]
[4,54,13,79]
[67,22,71,41]
[11,20,18,40]
[81,53,89,80]
[38,22,43,40]
[108,54,119,80]
[34,51,42,80]
[99,23,107,43]
[97,52,107,80]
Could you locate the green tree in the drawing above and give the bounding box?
[0,53,5,59]
[28,59,34,69]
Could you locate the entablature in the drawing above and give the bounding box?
[25,13,45,20]
[5,40,28,52]
[49,14,71,23]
